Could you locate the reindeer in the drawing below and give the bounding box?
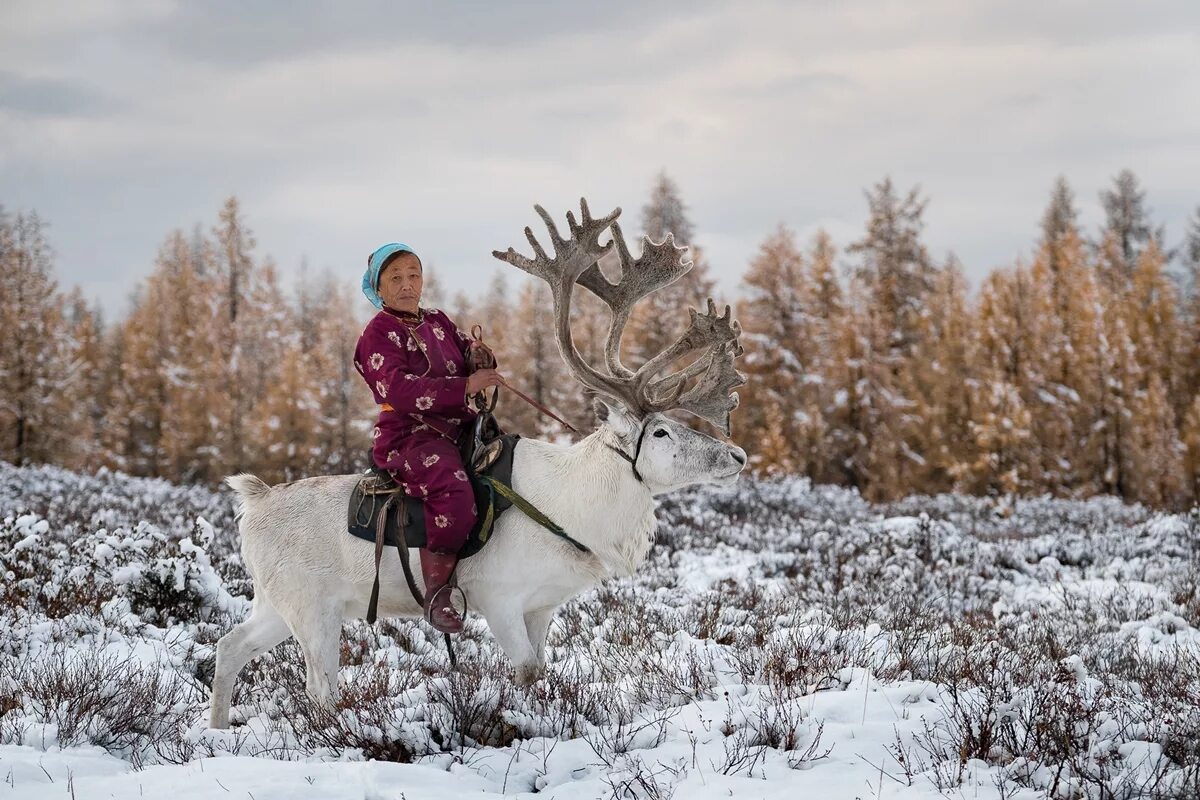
[209,199,747,729]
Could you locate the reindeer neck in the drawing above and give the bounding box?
[560,427,658,576]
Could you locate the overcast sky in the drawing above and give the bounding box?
[2,0,1198,319]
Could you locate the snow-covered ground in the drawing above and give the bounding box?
[1,461,1198,799]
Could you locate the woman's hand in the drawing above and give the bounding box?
[466,369,505,396]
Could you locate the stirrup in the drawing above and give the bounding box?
[424,583,468,624]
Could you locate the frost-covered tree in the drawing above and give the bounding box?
[842,178,940,498]
[847,178,938,357]
[1098,169,1161,284]
[1180,207,1200,404]
[626,171,715,371]
[62,288,111,471]
[737,226,849,478]
[307,277,374,474]
[737,225,809,474]
[1041,176,1078,258]
[1182,395,1200,505]
[913,257,975,492]
[0,211,76,466]
[212,197,258,473]
[959,266,1039,495]
[503,281,574,439]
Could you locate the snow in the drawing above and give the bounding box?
[1,460,1198,799]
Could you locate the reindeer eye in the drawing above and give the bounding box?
[653,429,669,438]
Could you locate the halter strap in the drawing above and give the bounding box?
[604,422,649,484]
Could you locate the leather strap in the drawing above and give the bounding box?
[394,497,426,608]
[605,422,648,485]
[366,492,396,624]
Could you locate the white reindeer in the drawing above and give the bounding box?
[209,199,748,729]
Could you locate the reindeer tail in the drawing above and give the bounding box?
[225,474,271,521]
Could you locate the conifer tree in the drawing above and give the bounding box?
[212,196,257,473]
[1182,396,1200,506]
[1180,207,1200,405]
[626,172,715,371]
[737,225,808,474]
[962,267,1040,494]
[1126,372,1184,507]
[504,281,574,439]
[0,211,75,466]
[842,178,939,498]
[309,278,375,474]
[1028,223,1100,493]
[63,288,110,471]
[1099,169,1160,283]
[914,257,975,492]
[1041,176,1078,259]
[107,277,172,476]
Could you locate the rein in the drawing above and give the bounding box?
[469,325,647,485]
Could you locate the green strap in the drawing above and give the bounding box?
[476,474,591,553]
[478,481,496,543]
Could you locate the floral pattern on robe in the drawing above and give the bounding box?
[353,306,481,551]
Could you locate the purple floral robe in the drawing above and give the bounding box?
[353,306,480,552]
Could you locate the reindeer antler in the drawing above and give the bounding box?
[493,198,746,435]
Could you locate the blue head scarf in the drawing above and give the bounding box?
[362,243,421,309]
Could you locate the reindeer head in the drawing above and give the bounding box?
[493,199,748,495]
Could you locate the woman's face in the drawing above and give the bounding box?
[378,253,422,313]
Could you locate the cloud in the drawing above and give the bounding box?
[0,72,124,116]
[1,0,1198,319]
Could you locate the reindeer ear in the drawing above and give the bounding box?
[593,395,638,438]
[591,395,609,422]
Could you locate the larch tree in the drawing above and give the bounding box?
[961,266,1040,496]
[801,230,849,485]
[843,178,940,499]
[1029,223,1098,493]
[474,271,512,362]
[913,256,975,493]
[63,288,111,471]
[1180,207,1200,406]
[107,277,173,476]
[504,280,573,439]
[736,225,809,474]
[1041,176,1078,264]
[1126,372,1185,507]
[308,275,375,475]
[212,196,258,473]
[1182,395,1200,505]
[626,171,716,372]
[1098,169,1160,286]
[0,211,76,466]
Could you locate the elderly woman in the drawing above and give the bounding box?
[354,243,505,634]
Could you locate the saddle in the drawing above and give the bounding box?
[346,427,522,561]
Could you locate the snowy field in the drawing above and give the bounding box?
[1,461,1198,799]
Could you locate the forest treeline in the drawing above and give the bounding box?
[2,171,1200,508]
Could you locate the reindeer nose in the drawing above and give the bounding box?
[730,447,747,467]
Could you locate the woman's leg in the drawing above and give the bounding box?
[402,436,478,632]
[406,437,478,553]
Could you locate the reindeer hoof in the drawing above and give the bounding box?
[515,664,543,687]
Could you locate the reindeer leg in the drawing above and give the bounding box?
[477,601,540,686]
[524,607,555,675]
[284,603,343,706]
[210,599,291,729]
